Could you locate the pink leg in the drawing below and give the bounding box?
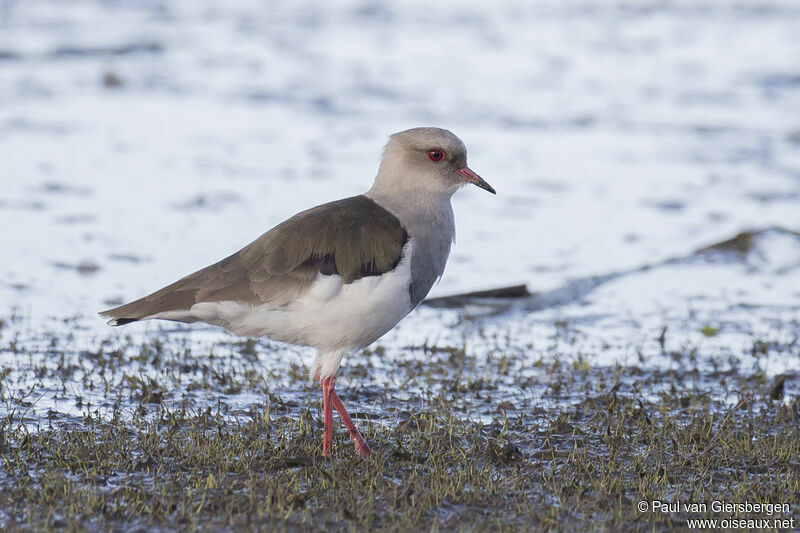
[320,377,334,457]
[317,376,372,457]
[331,390,372,457]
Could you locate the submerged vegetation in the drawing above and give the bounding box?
[1,320,798,531]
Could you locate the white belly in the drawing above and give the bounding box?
[166,242,416,357]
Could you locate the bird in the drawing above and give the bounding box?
[100,127,495,457]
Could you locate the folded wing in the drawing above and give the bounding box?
[100,195,408,325]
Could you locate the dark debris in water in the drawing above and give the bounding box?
[51,42,163,59]
[171,193,243,211]
[108,253,149,264]
[102,71,125,89]
[696,230,756,255]
[424,284,530,308]
[51,259,101,275]
[423,226,800,314]
[39,181,92,197]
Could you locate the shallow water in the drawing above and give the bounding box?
[1,0,799,422]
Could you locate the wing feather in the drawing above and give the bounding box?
[100,195,408,323]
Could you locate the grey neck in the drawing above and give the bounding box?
[365,186,456,307]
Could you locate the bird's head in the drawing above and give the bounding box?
[373,127,495,198]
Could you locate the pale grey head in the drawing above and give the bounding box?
[371,127,495,198]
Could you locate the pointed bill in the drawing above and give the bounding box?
[456,167,495,194]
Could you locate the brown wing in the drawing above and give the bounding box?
[100,195,408,324]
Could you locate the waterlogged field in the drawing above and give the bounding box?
[1,0,800,531]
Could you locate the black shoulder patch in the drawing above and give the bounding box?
[318,254,339,276]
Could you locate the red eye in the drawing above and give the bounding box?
[427,149,445,162]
